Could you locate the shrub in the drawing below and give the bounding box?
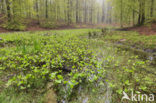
[3,21,26,31]
[40,20,58,29]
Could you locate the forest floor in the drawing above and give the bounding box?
[0,23,107,33]
[0,22,155,35]
[121,22,156,35]
[0,29,155,103]
[0,25,96,33]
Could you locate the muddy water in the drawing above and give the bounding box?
[115,42,156,65]
[45,41,156,103]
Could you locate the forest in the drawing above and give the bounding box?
[0,0,156,103]
[0,0,155,30]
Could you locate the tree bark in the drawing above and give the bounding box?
[138,1,141,25]
[120,0,123,27]
[1,0,5,14]
[45,0,48,19]
[36,0,40,24]
[141,0,145,24]
[76,0,79,23]
[150,0,154,17]
[6,0,11,22]
[84,0,87,23]
[67,0,71,25]
[138,0,145,25]
[90,0,93,24]
[102,0,105,23]
[133,10,135,26]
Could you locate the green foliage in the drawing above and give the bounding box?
[0,29,104,101]
[40,20,58,29]
[100,30,156,49]
[111,0,156,26]
[89,35,156,102]
[0,29,155,102]
[2,0,27,31]
[0,88,44,103]
[3,21,26,31]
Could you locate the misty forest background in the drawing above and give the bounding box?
[0,0,156,30]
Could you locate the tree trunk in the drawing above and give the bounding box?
[133,10,135,26]
[150,0,154,17]
[109,7,112,24]
[84,0,87,23]
[57,2,60,21]
[90,8,93,24]
[6,0,11,22]
[141,0,145,24]
[138,0,145,25]
[120,0,123,27]
[97,8,100,23]
[1,0,5,14]
[45,0,48,19]
[90,0,93,24]
[67,0,71,25]
[102,0,105,23]
[76,0,79,23]
[138,0,141,25]
[36,0,40,24]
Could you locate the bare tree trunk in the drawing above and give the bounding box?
[84,0,87,23]
[141,0,145,24]
[133,10,135,26]
[64,0,67,23]
[1,0,5,14]
[120,0,123,27]
[97,8,100,23]
[57,2,60,21]
[109,7,112,24]
[36,0,40,24]
[138,0,145,25]
[6,0,11,22]
[45,0,48,19]
[76,0,79,23]
[102,0,105,23]
[138,0,141,25]
[150,0,154,17]
[90,8,93,24]
[67,0,71,25]
[90,0,93,24]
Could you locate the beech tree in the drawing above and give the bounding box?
[0,0,155,30]
[111,0,156,27]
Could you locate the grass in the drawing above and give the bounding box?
[0,88,45,103]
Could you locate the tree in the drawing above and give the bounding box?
[76,0,79,23]
[102,0,105,23]
[0,0,5,14]
[45,0,48,19]
[35,0,40,24]
[1,0,155,30]
[150,0,154,17]
[6,0,11,22]
[120,0,123,27]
